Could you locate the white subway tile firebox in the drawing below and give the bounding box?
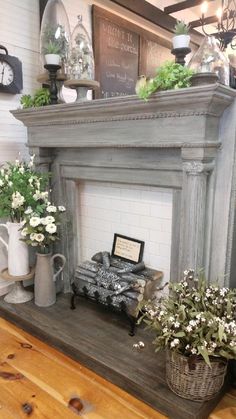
[78,181,172,282]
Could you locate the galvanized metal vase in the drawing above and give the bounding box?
[34,252,66,307]
[0,222,29,276]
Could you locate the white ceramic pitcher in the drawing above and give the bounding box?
[0,222,30,277]
[34,252,66,307]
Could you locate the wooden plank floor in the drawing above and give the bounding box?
[0,294,228,419]
[0,317,165,418]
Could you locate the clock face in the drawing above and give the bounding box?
[0,61,14,86]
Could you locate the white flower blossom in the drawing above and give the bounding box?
[35,233,44,242]
[170,338,180,348]
[174,321,180,328]
[189,320,197,327]
[31,242,38,247]
[191,348,197,354]
[0,168,4,176]
[45,223,57,234]
[8,181,13,187]
[33,190,48,201]
[186,325,193,332]
[18,166,25,174]
[45,216,55,224]
[163,327,168,333]
[25,207,33,215]
[30,233,37,241]
[0,179,3,187]
[11,191,25,209]
[46,205,57,213]
[58,206,66,212]
[21,228,28,237]
[29,216,41,227]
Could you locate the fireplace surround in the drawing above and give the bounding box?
[12,84,236,291]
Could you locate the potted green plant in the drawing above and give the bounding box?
[135,61,194,100]
[138,270,236,401]
[41,23,70,69]
[44,40,61,65]
[20,88,51,109]
[172,20,190,49]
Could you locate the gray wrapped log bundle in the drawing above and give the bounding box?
[71,251,163,335]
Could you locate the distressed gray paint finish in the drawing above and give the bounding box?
[11,84,236,290]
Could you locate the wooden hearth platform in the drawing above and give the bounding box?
[0,293,227,419]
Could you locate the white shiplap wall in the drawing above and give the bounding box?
[0,0,41,289]
[0,0,41,162]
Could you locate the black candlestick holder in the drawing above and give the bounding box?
[171,47,191,66]
[44,64,61,104]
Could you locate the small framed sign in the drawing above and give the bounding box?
[112,234,144,264]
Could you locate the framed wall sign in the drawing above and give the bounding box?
[112,233,144,264]
[92,5,172,98]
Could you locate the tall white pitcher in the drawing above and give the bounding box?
[0,222,29,276]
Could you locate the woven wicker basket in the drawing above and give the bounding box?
[166,349,228,401]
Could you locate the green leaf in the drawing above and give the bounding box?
[197,346,211,367]
[218,324,224,342]
[174,331,185,337]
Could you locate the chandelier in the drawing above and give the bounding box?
[200,0,236,50]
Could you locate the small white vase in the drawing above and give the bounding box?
[45,54,61,65]
[172,34,190,49]
[0,222,29,276]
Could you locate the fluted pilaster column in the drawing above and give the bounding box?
[180,159,215,274]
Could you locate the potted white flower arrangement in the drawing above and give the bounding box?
[21,203,66,307]
[172,20,190,49]
[0,155,49,276]
[139,270,236,401]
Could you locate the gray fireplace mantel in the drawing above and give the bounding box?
[12,84,236,291]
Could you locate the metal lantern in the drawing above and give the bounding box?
[189,36,229,86]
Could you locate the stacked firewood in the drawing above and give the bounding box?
[73,251,163,317]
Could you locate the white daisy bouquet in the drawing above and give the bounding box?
[139,270,236,366]
[0,155,49,223]
[21,203,66,254]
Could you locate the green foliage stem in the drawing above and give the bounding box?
[136,61,194,101]
[20,88,51,109]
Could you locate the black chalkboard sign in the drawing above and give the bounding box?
[93,7,139,98]
[92,6,172,99]
[140,37,172,77]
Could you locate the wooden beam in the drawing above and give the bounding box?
[164,0,205,15]
[190,15,218,28]
[110,0,203,42]
[110,0,178,33]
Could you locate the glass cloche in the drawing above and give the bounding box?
[67,15,95,80]
[40,0,71,72]
[189,36,229,85]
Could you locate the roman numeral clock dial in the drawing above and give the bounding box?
[0,61,14,86]
[0,45,23,94]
